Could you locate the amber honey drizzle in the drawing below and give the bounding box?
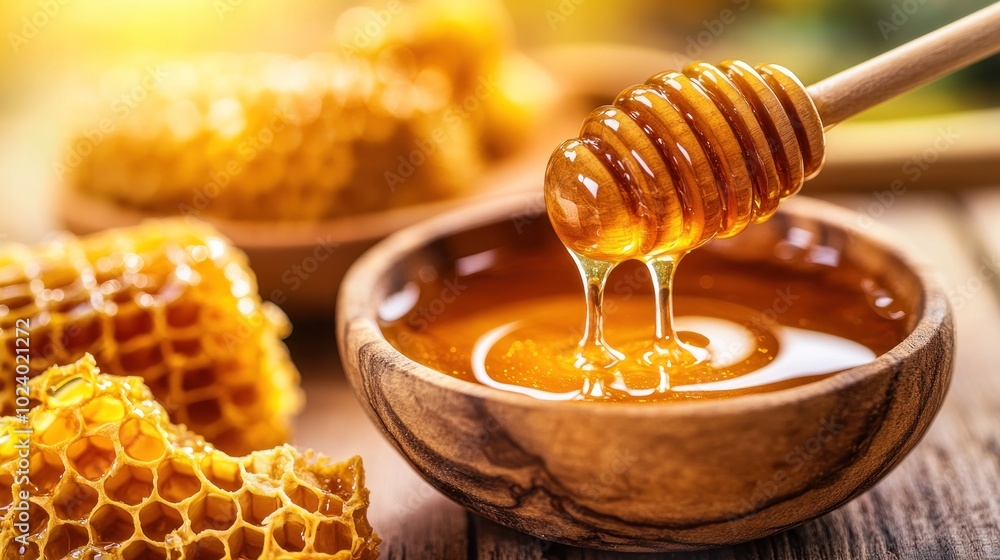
[536,60,830,392]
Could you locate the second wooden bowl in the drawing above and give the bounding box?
[342,192,952,552]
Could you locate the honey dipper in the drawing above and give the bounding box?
[545,2,1000,262]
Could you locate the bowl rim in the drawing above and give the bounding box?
[338,189,952,418]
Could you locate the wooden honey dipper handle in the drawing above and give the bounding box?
[808,2,1000,128]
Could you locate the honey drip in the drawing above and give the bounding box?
[540,60,829,394]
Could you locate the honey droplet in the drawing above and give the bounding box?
[46,376,95,408]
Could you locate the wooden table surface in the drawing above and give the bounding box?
[2,104,999,559]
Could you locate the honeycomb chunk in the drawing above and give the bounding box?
[0,220,302,455]
[63,53,482,221]
[336,0,557,160]
[0,356,379,559]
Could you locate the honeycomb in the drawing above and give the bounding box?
[0,220,302,456]
[64,0,556,222]
[64,53,483,221]
[0,356,379,559]
[334,0,557,160]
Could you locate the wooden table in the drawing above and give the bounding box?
[2,105,998,560]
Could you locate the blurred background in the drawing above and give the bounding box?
[2,4,999,555]
[1,0,998,275]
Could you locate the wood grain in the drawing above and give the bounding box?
[337,193,954,552]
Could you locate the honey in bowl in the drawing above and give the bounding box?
[379,61,894,401]
[379,215,910,402]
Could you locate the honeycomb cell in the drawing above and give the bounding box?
[272,513,307,552]
[114,309,154,341]
[315,519,354,555]
[81,394,126,426]
[44,523,89,559]
[139,502,184,542]
[0,221,303,456]
[45,375,93,408]
[28,449,65,494]
[10,541,40,560]
[227,526,265,559]
[318,494,345,517]
[121,540,168,560]
[156,458,201,503]
[172,338,202,357]
[200,455,242,492]
[238,491,281,526]
[185,536,228,560]
[66,434,116,480]
[166,300,200,328]
[181,367,215,391]
[119,345,165,373]
[1,357,379,559]
[184,399,222,427]
[27,501,51,535]
[231,385,259,408]
[190,493,238,534]
[105,464,155,506]
[60,315,102,355]
[284,483,321,513]
[120,418,166,462]
[52,479,99,520]
[33,409,80,446]
[91,503,135,544]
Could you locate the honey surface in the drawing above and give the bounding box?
[379,243,909,402]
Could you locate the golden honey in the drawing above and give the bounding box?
[380,237,908,402]
[541,60,828,378]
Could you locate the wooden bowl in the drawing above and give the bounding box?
[337,191,954,552]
